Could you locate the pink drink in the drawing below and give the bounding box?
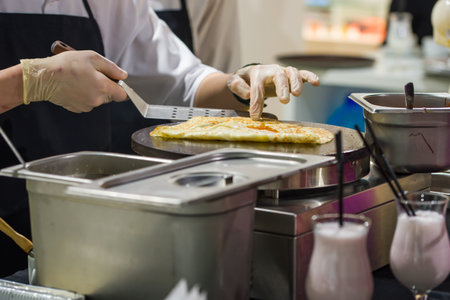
[390,210,450,292]
[306,216,373,300]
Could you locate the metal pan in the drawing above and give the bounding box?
[131,121,370,192]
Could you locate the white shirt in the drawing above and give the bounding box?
[148,0,242,73]
[0,0,218,107]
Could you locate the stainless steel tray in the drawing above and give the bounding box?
[349,93,450,113]
[0,279,84,300]
[1,151,171,185]
[68,148,335,211]
[349,92,450,173]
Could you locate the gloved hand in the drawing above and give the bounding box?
[227,64,320,120]
[21,50,128,113]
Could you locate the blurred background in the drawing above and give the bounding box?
[229,0,449,127]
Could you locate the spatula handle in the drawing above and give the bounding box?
[0,217,33,254]
[51,40,75,54]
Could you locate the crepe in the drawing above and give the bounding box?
[150,117,334,144]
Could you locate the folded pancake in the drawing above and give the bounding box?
[150,117,334,144]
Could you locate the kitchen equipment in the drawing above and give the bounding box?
[1,151,171,183]
[119,80,275,120]
[431,171,450,195]
[251,167,432,299]
[0,279,85,300]
[51,40,270,121]
[131,121,370,191]
[277,54,375,69]
[349,92,450,173]
[1,151,170,284]
[1,148,333,300]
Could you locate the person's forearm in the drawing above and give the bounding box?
[194,72,249,111]
[0,64,24,114]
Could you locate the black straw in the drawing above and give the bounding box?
[364,122,414,215]
[354,124,414,216]
[335,131,344,227]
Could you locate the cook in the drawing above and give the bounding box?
[0,0,320,278]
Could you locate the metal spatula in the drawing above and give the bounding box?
[119,81,257,120]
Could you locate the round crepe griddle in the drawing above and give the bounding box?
[277,54,375,69]
[131,121,367,160]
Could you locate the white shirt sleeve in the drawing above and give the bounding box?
[0,0,219,107]
[89,0,218,107]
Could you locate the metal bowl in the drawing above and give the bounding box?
[349,93,450,173]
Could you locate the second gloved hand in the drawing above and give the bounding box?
[227,64,320,120]
[21,50,128,113]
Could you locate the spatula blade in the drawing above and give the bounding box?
[119,81,243,120]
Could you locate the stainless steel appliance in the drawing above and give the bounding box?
[1,149,333,300]
[349,92,450,173]
[131,121,371,190]
[2,123,444,299]
[130,122,442,299]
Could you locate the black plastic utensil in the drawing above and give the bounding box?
[404,82,414,109]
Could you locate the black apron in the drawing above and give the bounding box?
[0,0,108,276]
[109,0,194,154]
[155,0,194,52]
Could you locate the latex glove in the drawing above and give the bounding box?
[21,50,128,113]
[228,64,320,120]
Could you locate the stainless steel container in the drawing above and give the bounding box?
[0,151,170,294]
[0,279,85,300]
[431,170,450,195]
[1,151,172,183]
[2,149,333,300]
[349,93,450,173]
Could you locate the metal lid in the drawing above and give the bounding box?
[0,151,171,185]
[67,149,334,215]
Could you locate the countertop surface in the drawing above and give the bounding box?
[4,267,450,299]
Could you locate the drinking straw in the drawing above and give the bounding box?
[364,122,415,216]
[335,131,344,226]
[354,125,414,216]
